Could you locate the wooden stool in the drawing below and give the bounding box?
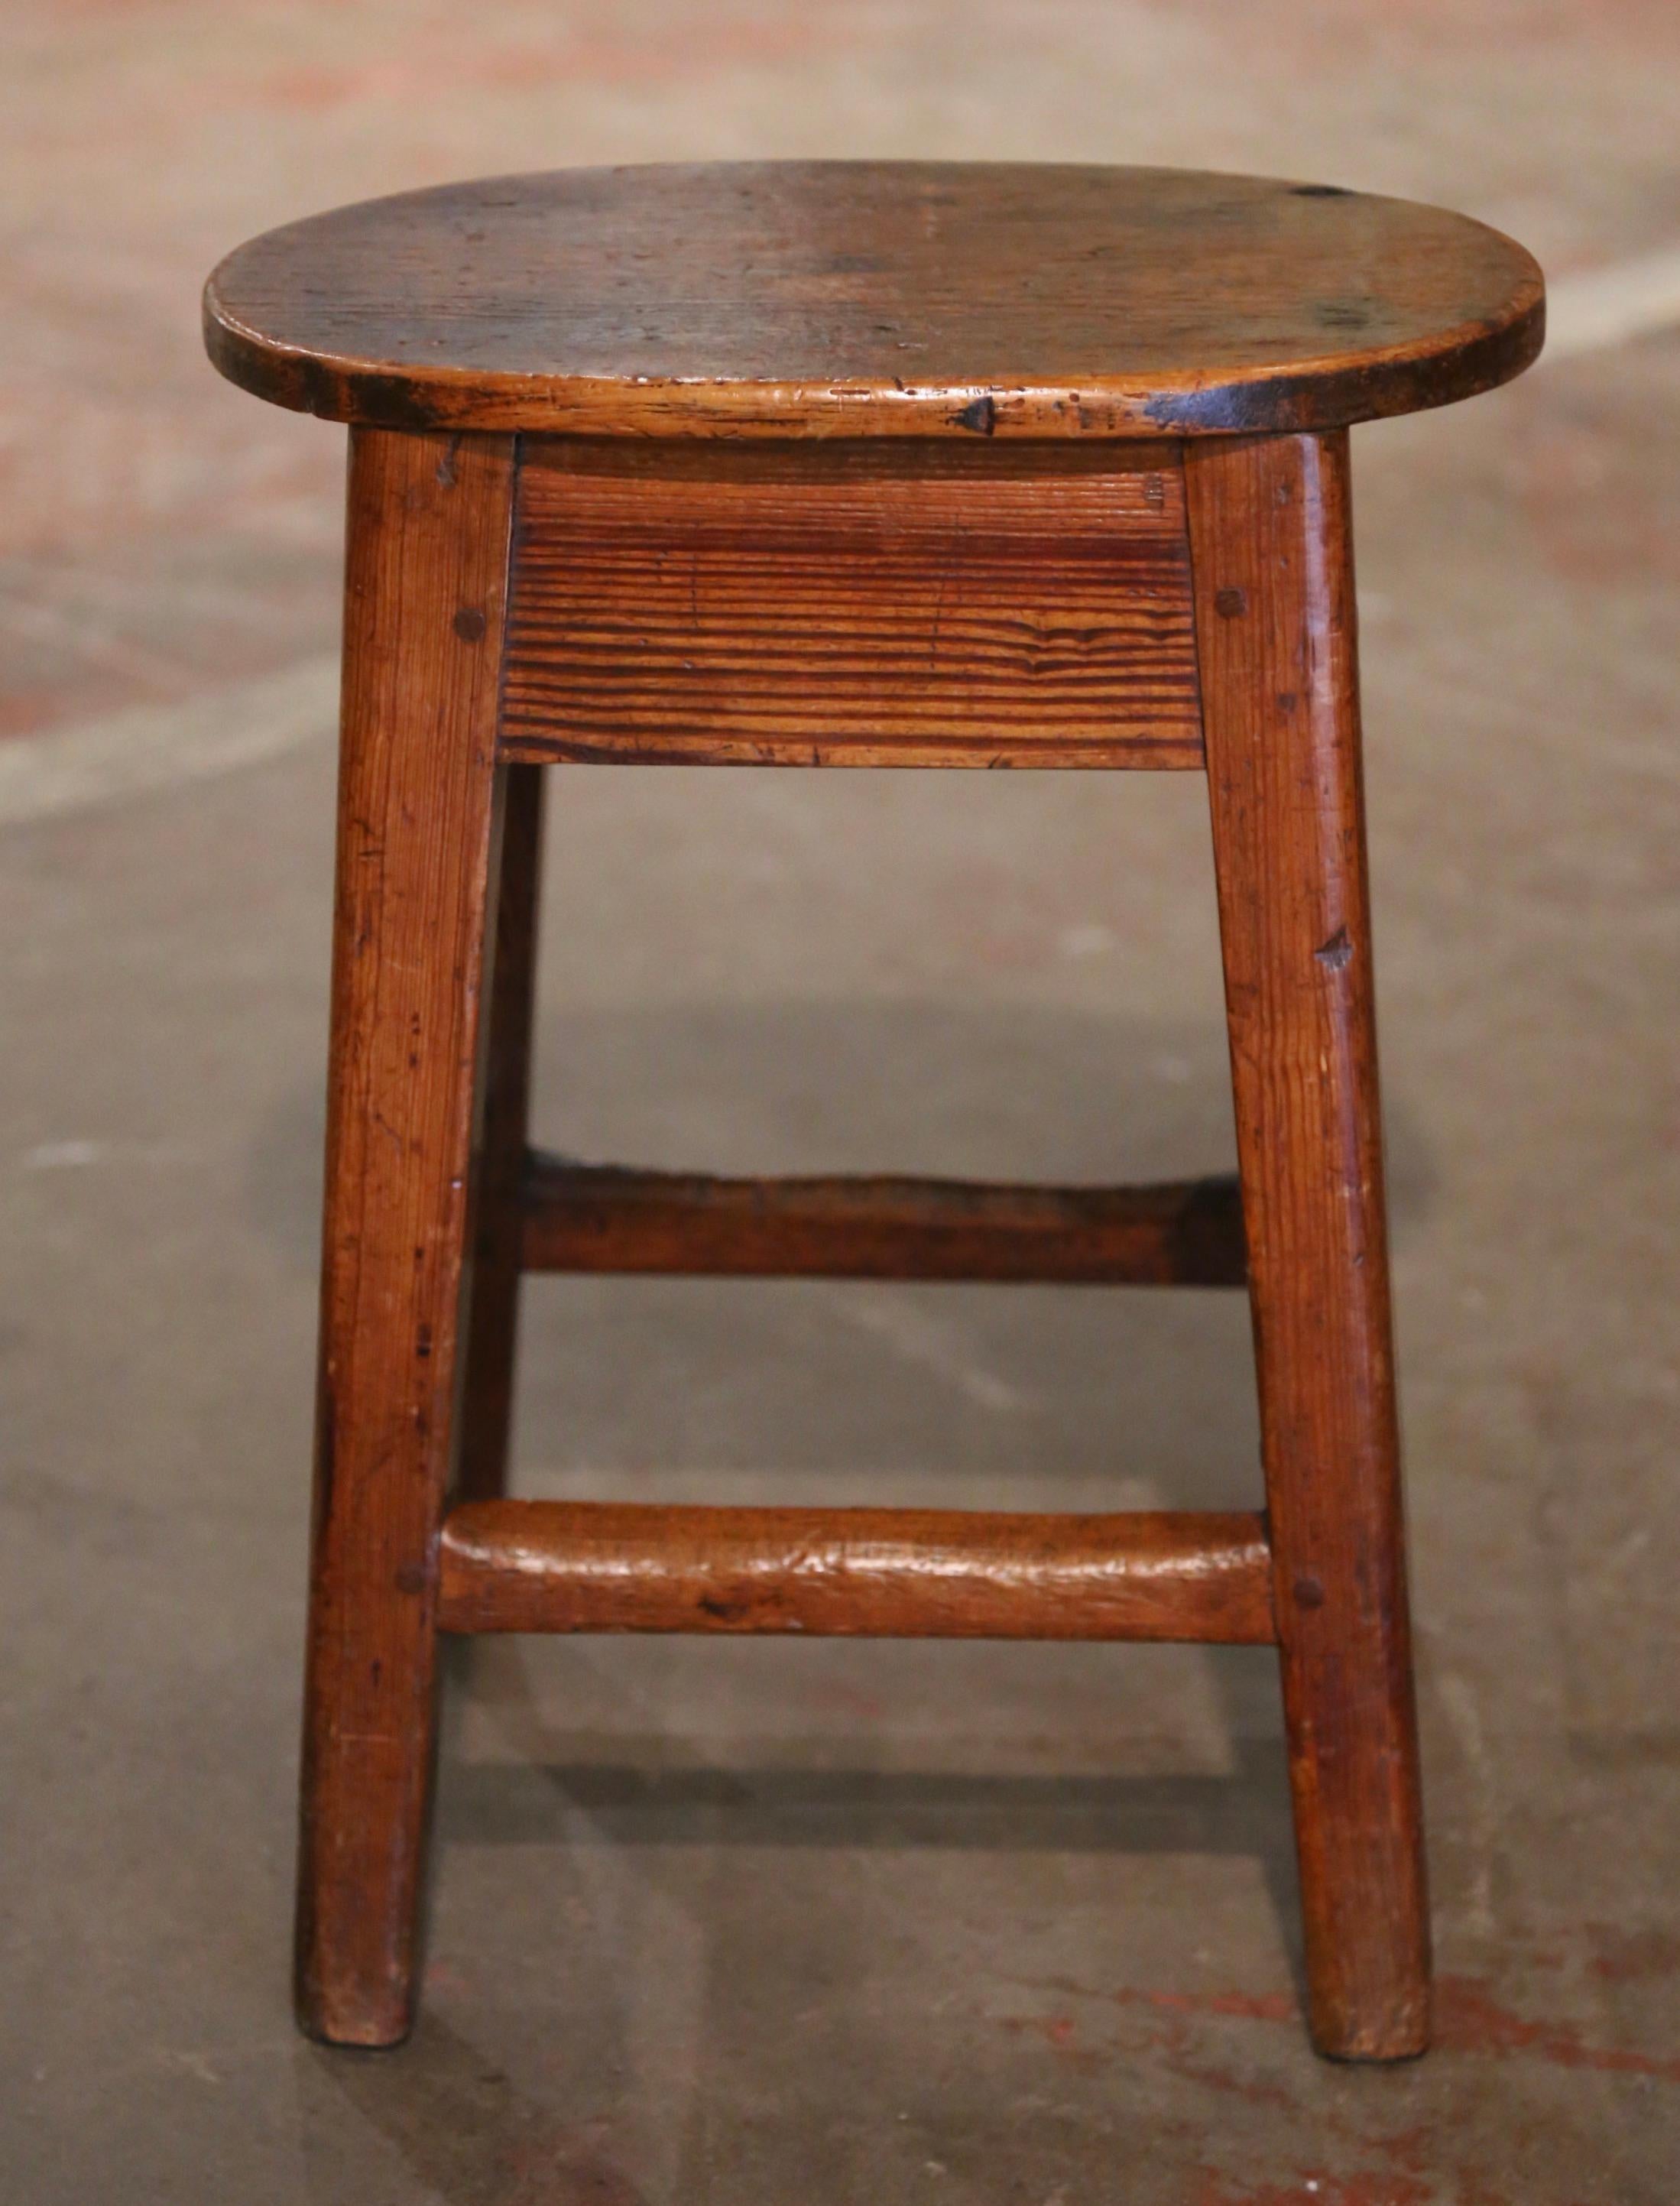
[204,162,1542,2062]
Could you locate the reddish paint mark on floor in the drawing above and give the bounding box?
[999,1982,1588,2201]
[1588,1925,1680,1982]
[1163,2049,1304,2117]
[1195,2169,1432,2206]
[997,2011,1108,2074]
[1015,1969,1680,2084]
[1138,1986,1298,2024]
[1434,1974,1680,2081]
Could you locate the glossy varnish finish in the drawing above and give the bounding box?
[499,439,1202,768]
[437,1501,1276,1644]
[297,426,514,2048]
[521,1156,1247,1286]
[201,160,1542,2070]
[204,162,1544,438]
[1188,430,1430,2061]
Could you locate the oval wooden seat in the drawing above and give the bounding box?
[203,160,1543,440]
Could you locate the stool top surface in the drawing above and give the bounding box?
[203,161,1543,440]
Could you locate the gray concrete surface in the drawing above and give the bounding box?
[3,5,1678,2201]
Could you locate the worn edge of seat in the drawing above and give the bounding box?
[201,283,1545,440]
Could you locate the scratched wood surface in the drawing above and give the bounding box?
[499,439,1203,767]
[437,1501,1277,1643]
[203,161,1544,437]
[1189,430,1431,2062]
[296,426,514,2049]
[520,1156,1247,1285]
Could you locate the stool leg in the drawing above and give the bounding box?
[297,427,517,2046]
[457,761,546,1503]
[1186,431,1430,2060]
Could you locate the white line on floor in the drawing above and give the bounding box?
[0,654,338,826]
[2,241,1675,829]
[1542,242,1680,361]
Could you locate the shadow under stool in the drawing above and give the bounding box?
[203,160,1544,2063]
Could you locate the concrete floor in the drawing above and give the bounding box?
[4,5,1680,2201]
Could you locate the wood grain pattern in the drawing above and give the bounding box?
[1189,430,1430,2062]
[437,1501,1277,1643]
[456,762,546,1504]
[499,439,1202,768]
[297,426,514,2049]
[204,162,1544,438]
[521,1155,1247,1286]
